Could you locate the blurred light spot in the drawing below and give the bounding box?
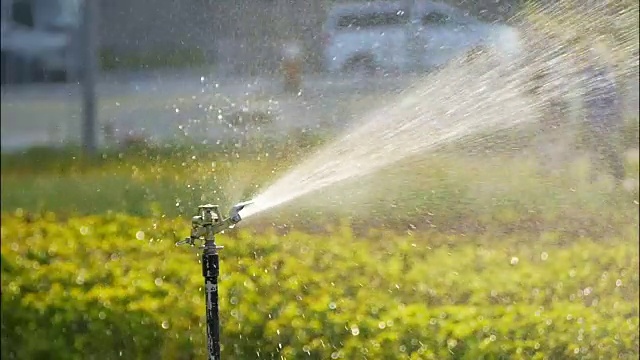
[350,325,360,336]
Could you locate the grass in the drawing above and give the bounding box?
[99,47,208,71]
[0,137,321,216]
[1,133,638,236]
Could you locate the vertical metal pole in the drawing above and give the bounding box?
[202,209,221,360]
[203,243,221,360]
[81,0,98,154]
[403,0,416,72]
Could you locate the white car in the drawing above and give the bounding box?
[321,0,521,74]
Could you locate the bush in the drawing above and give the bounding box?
[1,213,638,359]
[100,47,207,71]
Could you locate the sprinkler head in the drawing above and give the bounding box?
[229,200,253,224]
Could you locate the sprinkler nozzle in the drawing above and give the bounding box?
[229,200,253,224]
[176,202,252,247]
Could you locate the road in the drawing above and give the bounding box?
[2,67,637,152]
[0,69,412,151]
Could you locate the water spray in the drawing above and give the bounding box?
[175,201,252,360]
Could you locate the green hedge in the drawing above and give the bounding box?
[2,213,638,359]
[99,47,207,71]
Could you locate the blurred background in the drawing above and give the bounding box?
[0,0,536,152]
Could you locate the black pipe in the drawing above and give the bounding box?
[202,239,221,360]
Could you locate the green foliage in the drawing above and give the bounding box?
[1,213,638,359]
[1,132,638,359]
[0,142,309,218]
[99,47,207,71]
[2,142,638,236]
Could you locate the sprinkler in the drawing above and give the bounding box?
[176,201,252,360]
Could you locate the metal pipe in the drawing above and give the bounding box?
[81,0,98,154]
[201,206,222,359]
[203,242,221,360]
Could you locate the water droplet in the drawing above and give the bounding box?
[154,278,163,286]
[510,256,519,265]
[540,252,548,261]
[136,231,145,240]
[350,325,360,336]
[328,302,336,310]
[162,321,170,329]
